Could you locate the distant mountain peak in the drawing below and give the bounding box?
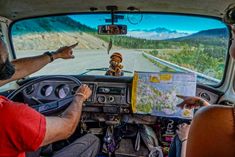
[171,28,229,41]
[128,27,189,40]
[148,27,177,33]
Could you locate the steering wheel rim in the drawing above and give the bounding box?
[7,75,82,114]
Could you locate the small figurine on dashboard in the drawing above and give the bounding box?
[106,52,124,76]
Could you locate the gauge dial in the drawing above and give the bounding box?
[41,85,53,97]
[56,84,70,99]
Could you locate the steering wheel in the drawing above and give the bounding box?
[7,75,82,115]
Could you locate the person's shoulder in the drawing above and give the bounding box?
[0,95,9,102]
[0,96,30,115]
[193,105,234,125]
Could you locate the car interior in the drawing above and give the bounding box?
[0,0,235,156]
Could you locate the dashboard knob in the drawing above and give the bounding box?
[97,96,106,103]
[108,96,115,102]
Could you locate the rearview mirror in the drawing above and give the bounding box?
[98,25,127,35]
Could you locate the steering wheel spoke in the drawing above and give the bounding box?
[32,96,74,114]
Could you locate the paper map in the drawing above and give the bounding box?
[132,72,197,119]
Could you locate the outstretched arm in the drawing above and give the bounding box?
[176,95,210,109]
[0,43,78,86]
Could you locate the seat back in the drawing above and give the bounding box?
[186,105,235,157]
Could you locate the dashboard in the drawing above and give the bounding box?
[20,75,222,117]
[22,76,132,115]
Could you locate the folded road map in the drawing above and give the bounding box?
[132,72,197,119]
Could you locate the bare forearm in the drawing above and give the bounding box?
[181,141,187,157]
[0,43,77,87]
[12,54,51,79]
[0,54,51,86]
[60,95,84,133]
[42,95,84,146]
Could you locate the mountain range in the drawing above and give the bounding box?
[127,27,189,40]
[172,28,229,41]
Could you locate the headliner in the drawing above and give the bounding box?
[0,0,234,21]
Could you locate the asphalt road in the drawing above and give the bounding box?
[18,49,160,76]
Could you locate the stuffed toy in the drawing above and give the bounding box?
[106,52,124,76]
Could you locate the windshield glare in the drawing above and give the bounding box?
[11,13,229,85]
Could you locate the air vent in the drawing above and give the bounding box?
[219,100,234,106]
[199,92,211,101]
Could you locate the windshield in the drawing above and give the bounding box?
[11,13,229,85]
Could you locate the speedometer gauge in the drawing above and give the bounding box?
[56,84,70,99]
[41,85,53,97]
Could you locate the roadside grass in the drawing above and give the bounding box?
[142,53,176,72]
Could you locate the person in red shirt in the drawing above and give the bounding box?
[0,38,100,157]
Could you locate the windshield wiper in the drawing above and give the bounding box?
[80,67,133,75]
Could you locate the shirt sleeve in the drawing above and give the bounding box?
[11,103,46,152]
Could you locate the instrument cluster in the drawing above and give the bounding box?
[23,81,95,104]
[22,80,131,113]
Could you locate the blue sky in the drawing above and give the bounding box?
[70,14,226,33]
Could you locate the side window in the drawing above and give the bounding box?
[0,24,3,39]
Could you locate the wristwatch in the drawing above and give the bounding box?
[44,51,54,62]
